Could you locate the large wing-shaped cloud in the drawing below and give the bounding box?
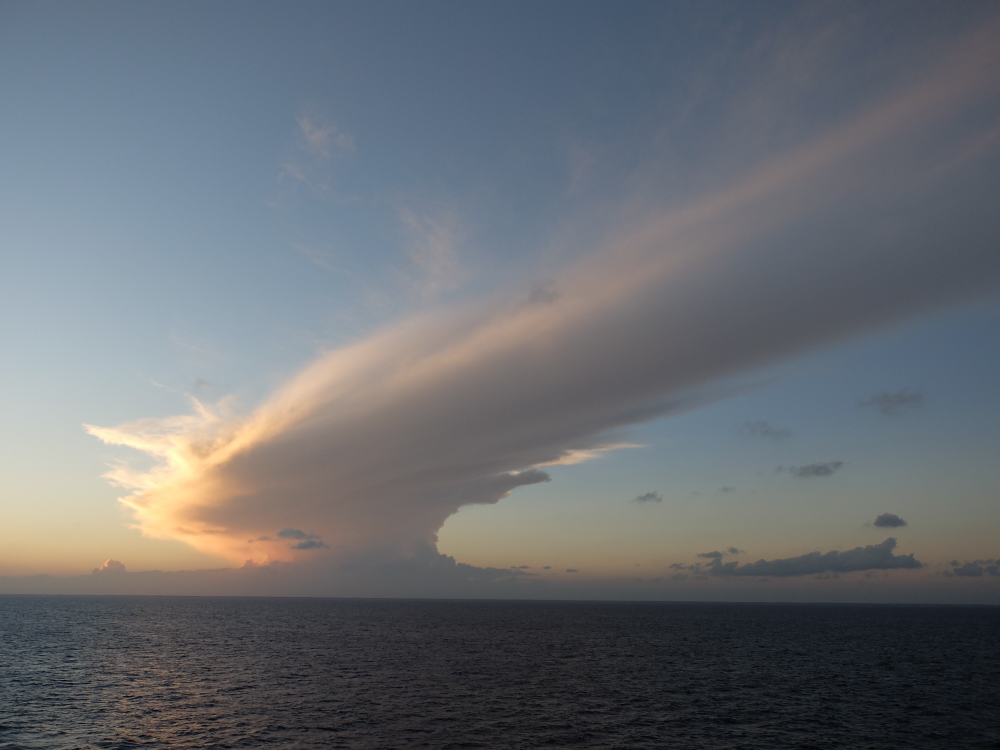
[88,18,1000,565]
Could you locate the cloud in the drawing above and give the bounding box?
[740,421,791,439]
[677,548,743,571]
[873,513,907,528]
[399,208,464,299]
[727,547,745,555]
[788,461,844,478]
[87,18,1000,569]
[945,559,1000,577]
[93,559,126,574]
[633,491,663,504]
[290,539,329,550]
[296,115,354,159]
[542,566,551,570]
[710,538,922,577]
[565,569,578,573]
[719,486,736,493]
[275,528,330,550]
[277,528,317,540]
[860,389,922,415]
[277,115,356,196]
[527,281,560,305]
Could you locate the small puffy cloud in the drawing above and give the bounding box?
[633,491,663,503]
[860,388,922,415]
[710,538,921,577]
[697,551,724,560]
[278,528,329,551]
[542,566,551,570]
[719,486,735,493]
[788,461,844,478]
[944,559,1000,577]
[727,547,745,555]
[512,565,530,570]
[565,569,578,573]
[290,539,330,550]
[873,513,907,528]
[93,559,126,574]
[740,421,791,439]
[278,528,316,540]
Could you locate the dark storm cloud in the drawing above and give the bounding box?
[633,491,663,504]
[710,538,922,577]
[788,462,844,478]
[740,421,791,439]
[860,389,923,415]
[873,513,907,528]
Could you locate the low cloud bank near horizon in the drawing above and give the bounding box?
[709,538,922,577]
[3,544,994,603]
[946,559,1000,577]
[673,539,923,578]
[86,18,1000,570]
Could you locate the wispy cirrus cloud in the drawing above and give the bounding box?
[279,115,355,193]
[398,207,464,299]
[87,17,1000,569]
[296,115,354,159]
[860,389,923,415]
[740,421,791,439]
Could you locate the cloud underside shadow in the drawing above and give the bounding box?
[86,19,1000,565]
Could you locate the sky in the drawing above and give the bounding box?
[2,0,999,602]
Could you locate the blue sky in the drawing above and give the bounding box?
[1,1,999,601]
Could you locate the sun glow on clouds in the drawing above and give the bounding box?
[87,20,1000,568]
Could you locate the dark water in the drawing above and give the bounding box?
[0,597,998,749]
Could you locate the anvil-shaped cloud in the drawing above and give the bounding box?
[87,20,1000,566]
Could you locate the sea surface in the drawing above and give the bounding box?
[0,597,997,749]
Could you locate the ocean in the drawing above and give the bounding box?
[0,597,997,749]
